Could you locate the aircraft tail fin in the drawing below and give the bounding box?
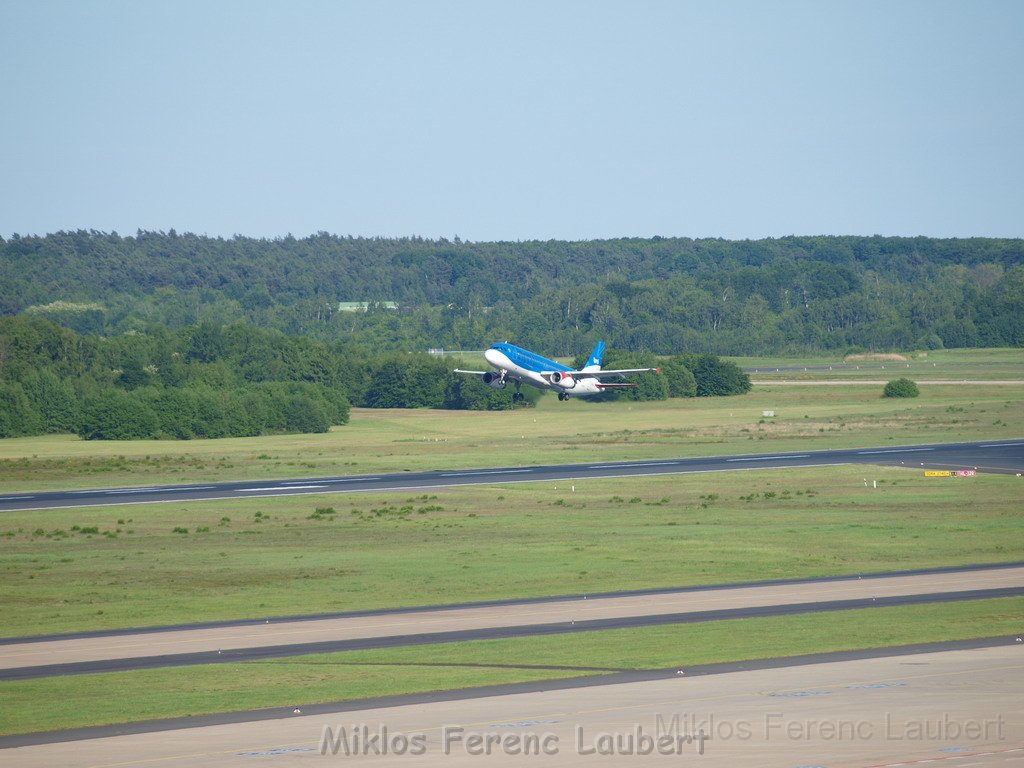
[581,340,605,372]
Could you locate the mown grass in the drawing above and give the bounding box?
[1,466,1020,637]
[1,351,1020,737]
[0,379,1021,492]
[733,347,1024,380]
[1,597,1019,737]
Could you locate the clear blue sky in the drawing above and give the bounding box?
[2,0,1021,241]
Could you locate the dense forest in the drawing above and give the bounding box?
[2,232,1022,355]
[0,316,747,439]
[0,230,1016,439]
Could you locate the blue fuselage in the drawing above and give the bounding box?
[484,343,572,374]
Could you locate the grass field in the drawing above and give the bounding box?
[734,347,1024,380]
[0,382,1021,493]
[1,597,1019,736]
[1,349,1020,737]
[1,465,1020,637]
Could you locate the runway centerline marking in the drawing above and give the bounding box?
[588,462,679,469]
[440,469,534,477]
[857,448,936,455]
[238,485,327,492]
[282,477,380,485]
[71,488,152,495]
[108,486,216,495]
[727,455,810,462]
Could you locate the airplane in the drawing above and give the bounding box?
[454,340,660,401]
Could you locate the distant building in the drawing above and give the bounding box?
[336,301,398,312]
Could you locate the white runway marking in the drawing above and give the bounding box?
[856,448,936,454]
[588,461,679,469]
[103,485,215,495]
[238,485,327,491]
[440,469,535,477]
[71,485,214,495]
[0,463,859,511]
[726,454,810,462]
[282,477,381,485]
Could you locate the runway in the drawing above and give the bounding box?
[1,439,1021,512]
[4,641,1021,766]
[752,380,1024,386]
[2,564,1021,680]
[4,442,1021,763]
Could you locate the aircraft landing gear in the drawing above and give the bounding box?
[512,384,524,403]
[558,393,568,401]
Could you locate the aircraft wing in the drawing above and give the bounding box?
[453,369,488,376]
[543,367,661,379]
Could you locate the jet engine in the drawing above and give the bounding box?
[548,371,576,388]
[482,371,507,389]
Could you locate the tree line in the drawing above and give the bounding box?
[0,317,749,439]
[2,231,1022,355]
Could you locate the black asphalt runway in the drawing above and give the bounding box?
[3,585,1020,681]
[1,439,1021,512]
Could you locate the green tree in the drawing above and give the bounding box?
[364,360,409,408]
[21,369,78,432]
[282,393,330,433]
[0,382,42,437]
[661,357,697,397]
[186,322,228,363]
[403,355,449,408]
[677,353,752,396]
[116,358,154,389]
[78,390,160,440]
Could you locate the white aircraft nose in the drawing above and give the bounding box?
[484,348,508,368]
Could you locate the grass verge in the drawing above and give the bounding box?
[2,466,1021,637]
[0,376,1021,492]
[1,597,1020,737]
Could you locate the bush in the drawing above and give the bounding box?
[883,378,920,398]
[675,353,752,396]
[566,348,668,403]
[441,368,538,410]
[661,357,697,398]
[282,393,330,433]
